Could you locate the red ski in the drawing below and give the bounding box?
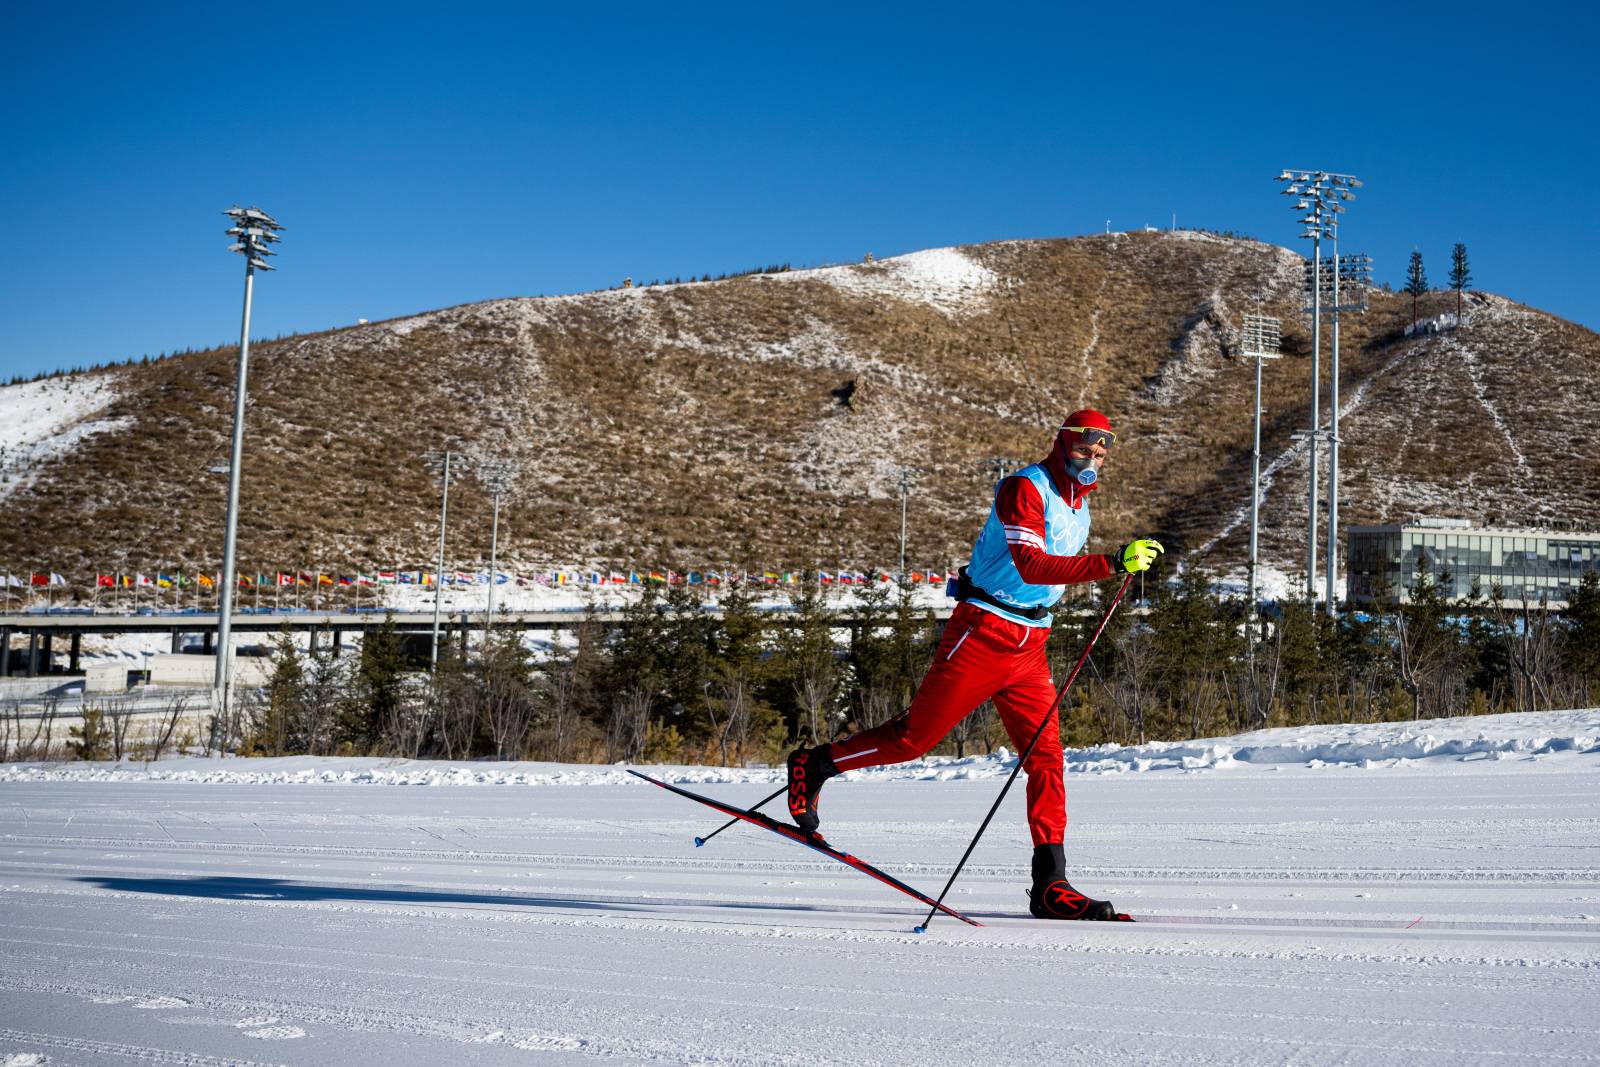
[627,769,983,927]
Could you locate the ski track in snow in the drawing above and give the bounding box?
[2,711,1599,1065]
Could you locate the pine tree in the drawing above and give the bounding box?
[342,612,409,753]
[1405,250,1429,329]
[1563,571,1600,704]
[1449,243,1472,320]
[68,705,110,761]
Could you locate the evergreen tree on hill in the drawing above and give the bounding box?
[1405,250,1429,329]
[1449,243,1472,320]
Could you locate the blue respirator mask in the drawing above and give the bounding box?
[1063,424,1114,487]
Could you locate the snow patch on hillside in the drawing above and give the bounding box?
[769,247,999,316]
[0,373,129,503]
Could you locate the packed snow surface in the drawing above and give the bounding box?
[3,710,1598,1065]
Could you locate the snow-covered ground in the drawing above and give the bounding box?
[3,710,1598,1065]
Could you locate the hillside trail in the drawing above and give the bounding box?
[1183,335,1434,566]
[1077,267,1112,411]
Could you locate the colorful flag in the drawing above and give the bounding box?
[609,570,626,584]
[197,574,215,588]
[96,574,114,587]
[156,574,174,588]
[357,573,376,586]
[136,573,153,587]
[318,573,334,587]
[277,572,295,586]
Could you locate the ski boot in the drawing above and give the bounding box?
[786,744,838,836]
[1028,844,1126,921]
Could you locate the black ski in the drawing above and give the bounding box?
[627,769,982,927]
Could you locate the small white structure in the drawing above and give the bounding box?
[84,663,130,694]
[148,654,272,689]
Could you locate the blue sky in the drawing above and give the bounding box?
[3,2,1596,380]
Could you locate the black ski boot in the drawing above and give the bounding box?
[1028,844,1121,921]
[786,744,838,836]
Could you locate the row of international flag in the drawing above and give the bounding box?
[5,569,960,590]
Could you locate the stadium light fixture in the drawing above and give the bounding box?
[1241,314,1283,616]
[212,205,284,739]
[476,457,521,643]
[423,449,466,671]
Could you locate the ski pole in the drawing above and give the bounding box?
[914,573,1133,933]
[694,783,785,846]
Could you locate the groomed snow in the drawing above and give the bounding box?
[2,710,1598,1064]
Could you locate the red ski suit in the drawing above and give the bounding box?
[827,439,1114,846]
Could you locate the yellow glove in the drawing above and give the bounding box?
[1114,539,1165,574]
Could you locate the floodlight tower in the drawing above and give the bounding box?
[896,467,918,586]
[477,457,520,642]
[1240,313,1282,612]
[1275,170,1334,603]
[423,449,465,670]
[1324,230,1370,616]
[1293,173,1368,615]
[213,205,283,724]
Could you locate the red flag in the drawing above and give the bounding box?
[96,574,115,587]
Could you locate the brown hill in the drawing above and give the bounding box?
[2,231,1597,588]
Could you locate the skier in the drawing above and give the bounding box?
[786,409,1163,920]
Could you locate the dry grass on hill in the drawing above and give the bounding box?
[3,232,1596,583]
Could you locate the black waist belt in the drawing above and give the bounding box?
[951,565,1050,621]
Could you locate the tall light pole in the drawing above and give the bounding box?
[1276,171,1333,602]
[1322,244,1370,615]
[1241,314,1282,613]
[422,450,463,670]
[896,467,917,586]
[477,457,520,645]
[1288,172,1366,615]
[213,205,282,727]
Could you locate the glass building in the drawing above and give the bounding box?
[1347,518,1600,609]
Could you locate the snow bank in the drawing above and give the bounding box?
[5,708,1596,786]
